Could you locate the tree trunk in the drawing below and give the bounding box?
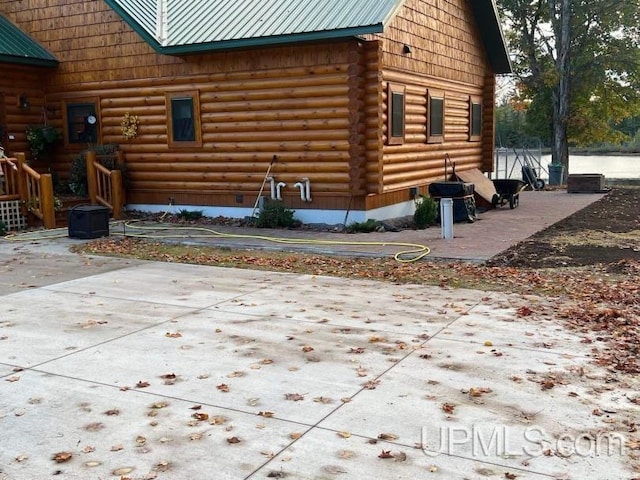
[550,0,571,183]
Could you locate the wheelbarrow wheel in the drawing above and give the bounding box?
[533,178,545,190]
[509,194,519,209]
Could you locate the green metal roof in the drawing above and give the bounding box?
[0,14,58,67]
[104,0,511,73]
[105,0,402,53]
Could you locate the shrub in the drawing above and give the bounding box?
[255,200,298,228]
[177,209,203,221]
[0,220,6,236]
[414,195,437,229]
[346,219,381,233]
[68,153,87,196]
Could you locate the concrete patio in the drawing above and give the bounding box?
[1,237,638,479]
[2,188,639,479]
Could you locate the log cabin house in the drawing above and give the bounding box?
[0,0,511,225]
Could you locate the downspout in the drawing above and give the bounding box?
[276,182,286,200]
[303,177,311,202]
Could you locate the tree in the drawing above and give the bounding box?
[498,0,640,179]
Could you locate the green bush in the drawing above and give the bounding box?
[0,220,6,236]
[68,153,87,196]
[414,195,437,229]
[177,209,203,221]
[346,219,381,233]
[255,200,298,228]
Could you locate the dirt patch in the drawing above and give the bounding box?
[485,187,640,268]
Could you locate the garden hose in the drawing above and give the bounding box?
[2,219,431,263]
[116,221,431,263]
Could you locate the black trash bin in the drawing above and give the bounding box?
[428,182,476,223]
[68,205,110,239]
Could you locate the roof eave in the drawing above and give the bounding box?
[0,54,58,68]
[470,0,512,74]
[103,0,164,53]
[160,24,386,55]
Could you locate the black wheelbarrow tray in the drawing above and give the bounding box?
[491,179,527,209]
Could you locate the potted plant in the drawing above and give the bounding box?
[25,124,61,162]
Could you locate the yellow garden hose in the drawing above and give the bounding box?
[116,221,431,263]
[2,219,431,263]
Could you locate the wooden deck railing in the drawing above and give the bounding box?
[86,151,124,219]
[0,153,55,229]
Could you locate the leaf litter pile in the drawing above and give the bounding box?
[74,187,639,374]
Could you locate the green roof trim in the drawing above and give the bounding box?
[0,15,58,67]
[160,24,386,55]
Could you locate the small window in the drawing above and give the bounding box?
[387,84,405,145]
[469,96,482,141]
[427,90,444,144]
[64,100,99,145]
[166,91,202,147]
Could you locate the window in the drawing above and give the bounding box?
[427,90,444,143]
[64,100,99,145]
[387,84,405,145]
[166,90,202,147]
[469,96,482,141]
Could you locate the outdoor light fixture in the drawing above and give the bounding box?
[19,93,30,110]
[402,44,412,54]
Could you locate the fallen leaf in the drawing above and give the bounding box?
[112,467,134,476]
[313,396,333,404]
[5,376,20,382]
[378,433,399,441]
[227,436,241,444]
[540,380,555,390]
[338,450,355,459]
[284,393,305,401]
[469,387,492,397]
[136,381,150,388]
[189,432,203,441]
[349,347,365,354]
[378,450,393,459]
[393,451,407,462]
[151,401,168,409]
[516,306,533,317]
[190,405,202,410]
[15,454,28,462]
[209,415,227,424]
[136,435,147,445]
[362,379,380,390]
[110,444,124,452]
[337,431,351,438]
[258,411,275,418]
[289,432,303,439]
[484,341,493,347]
[104,408,120,416]
[82,446,95,453]
[442,403,455,414]
[356,366,368,377]
[165,332,182,338]
[217,383,230,392]
[192,412,209,421]
[84,422,105,432]
[52,451,72,463]
[505,473,518,479]
[301,345,314,352]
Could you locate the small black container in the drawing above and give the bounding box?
[68,205,110,239]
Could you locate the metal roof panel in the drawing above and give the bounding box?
[0,15,58,67]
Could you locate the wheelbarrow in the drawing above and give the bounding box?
[492,179,527,209]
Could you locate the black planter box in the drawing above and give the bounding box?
[68,205,110,239]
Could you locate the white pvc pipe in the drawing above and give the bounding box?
[267,177,276,200]
[276,182,286,200]
[294,181,305,201]
[303,178,311,202]
[440,198,454,239]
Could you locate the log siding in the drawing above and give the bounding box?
[1,0,501,218]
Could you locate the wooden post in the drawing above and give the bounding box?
[15,153,28,216]
[40,173,56,229]
[111,170,123,219]
[86,151,97,204]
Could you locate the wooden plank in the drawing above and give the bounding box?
[455,168,497,206]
